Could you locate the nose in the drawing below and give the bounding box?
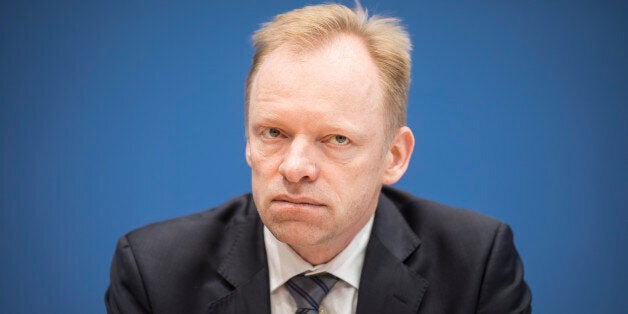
[278,138,319,183]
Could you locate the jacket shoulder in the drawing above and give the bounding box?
[124,193,256,253]
[107,193,260,313]
[379,187,531,312]
[380,186,507,275]
[382,186,503,236]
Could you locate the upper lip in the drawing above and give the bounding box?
[273,194,325,206]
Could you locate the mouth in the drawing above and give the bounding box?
[272,195,326,209]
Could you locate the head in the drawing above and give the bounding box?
[244,3,414,264]
[245,2,412,141]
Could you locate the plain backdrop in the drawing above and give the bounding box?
[1,0,626,313]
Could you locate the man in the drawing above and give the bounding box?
[106,3,531,313]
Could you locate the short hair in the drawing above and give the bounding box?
[245,2,412,140]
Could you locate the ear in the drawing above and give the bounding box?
[245,140,252,167]
[382,126,415,185]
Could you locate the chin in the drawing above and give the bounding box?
[269,221,329,247]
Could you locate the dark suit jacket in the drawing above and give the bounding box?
[105,187,531,313]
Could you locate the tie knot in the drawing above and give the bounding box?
[286,273,339,313]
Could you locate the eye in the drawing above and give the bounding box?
[261,128,282,139]
[328,135,349,146]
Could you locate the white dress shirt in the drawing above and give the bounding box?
[264,215,374,314]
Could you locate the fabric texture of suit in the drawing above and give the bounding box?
[105,186,531,313]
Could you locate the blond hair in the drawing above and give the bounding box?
[245,2,412,139]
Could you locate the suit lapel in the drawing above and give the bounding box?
[208,199,271,314]
[356,193,429,314]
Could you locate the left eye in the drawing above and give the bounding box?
[329,135,349,145]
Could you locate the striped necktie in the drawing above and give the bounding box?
[286,273,339,314]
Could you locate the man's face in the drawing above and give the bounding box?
[246,35,396,259]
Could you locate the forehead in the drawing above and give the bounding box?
[249,35,384,120]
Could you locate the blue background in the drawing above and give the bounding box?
[1,0,626,313]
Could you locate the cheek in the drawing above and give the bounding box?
[336,155,385,184]
[249,145,284,204]
[329,158,385,209]
[249,143,281,173]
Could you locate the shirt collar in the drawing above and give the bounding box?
[264,214,374,292]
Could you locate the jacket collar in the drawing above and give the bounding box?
[356,190,429,314]
[210,196,271,313]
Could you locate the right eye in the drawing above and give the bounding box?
[262,128,282,139]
